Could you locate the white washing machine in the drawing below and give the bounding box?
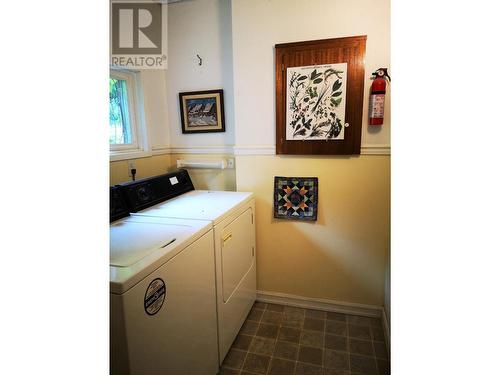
[119,171,257,365]
[110,188,219,375]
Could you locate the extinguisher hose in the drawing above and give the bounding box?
[372,68,390,82]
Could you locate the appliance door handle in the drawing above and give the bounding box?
[222,233,232,247]
[161,239,176,248]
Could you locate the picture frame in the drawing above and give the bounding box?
[179,89,225,134]
[273,176,318,221]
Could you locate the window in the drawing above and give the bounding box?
[109,77,132,145]
[109,69,150,160]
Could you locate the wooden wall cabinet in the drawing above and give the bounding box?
[275,36,367,155]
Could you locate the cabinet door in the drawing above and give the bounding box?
[220,208,254,302]
[276,35,366,155]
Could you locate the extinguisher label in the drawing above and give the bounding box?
[369,94,385,118]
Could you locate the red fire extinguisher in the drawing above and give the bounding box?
[369,68,390,125]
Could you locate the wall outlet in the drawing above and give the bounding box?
[227,158,235,169]
[128,160,136,177]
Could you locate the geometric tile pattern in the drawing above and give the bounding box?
[219,301,389,375]
[274,177,318,221]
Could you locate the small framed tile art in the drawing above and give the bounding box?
[274,176,318,221]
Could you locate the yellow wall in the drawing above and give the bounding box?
[110,153,237,190]
[169,154,236,191]
[236,155,390,306]
[109,154,172,186]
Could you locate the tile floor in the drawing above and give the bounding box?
[219,302,389,375]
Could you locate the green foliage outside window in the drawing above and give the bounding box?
[109,78,132,145]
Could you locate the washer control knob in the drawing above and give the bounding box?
[137,186,150,202]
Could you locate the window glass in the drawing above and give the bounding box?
[109,78,132,145]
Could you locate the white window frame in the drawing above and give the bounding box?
[110,68,151,161]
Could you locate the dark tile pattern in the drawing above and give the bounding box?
[327,311,347,322]
[248,308,264,322]
[300,330,324,348]
[324,349,349,371]
[325,334,347,351]
[267,303,285,312]
[240,321,259,336]
[326,320,347,336]
[298,345,323,366]
[350,354,377,375]
[262,311,283,324]
[249,337,276,356]
[233,334,253,351]
[274,341,299,361]
[295,362,322,375]
[256,323,279,339]
[269,358,296,375]
[349,338,374,356]
[348,325,371,340]
[218,368,240,375]
[278,326,301,343]
[370,327,385,342]
[373,342,388,359]
[242,353,271,374]
[303,318,325,332]
[219,302,390,375]
[376,359,390,375]
[222,349,246,370]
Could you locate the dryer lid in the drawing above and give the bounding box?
[136,190,254,224]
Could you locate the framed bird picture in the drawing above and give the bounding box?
[275,36,366,155]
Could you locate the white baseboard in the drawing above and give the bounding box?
[256,290,382,318]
